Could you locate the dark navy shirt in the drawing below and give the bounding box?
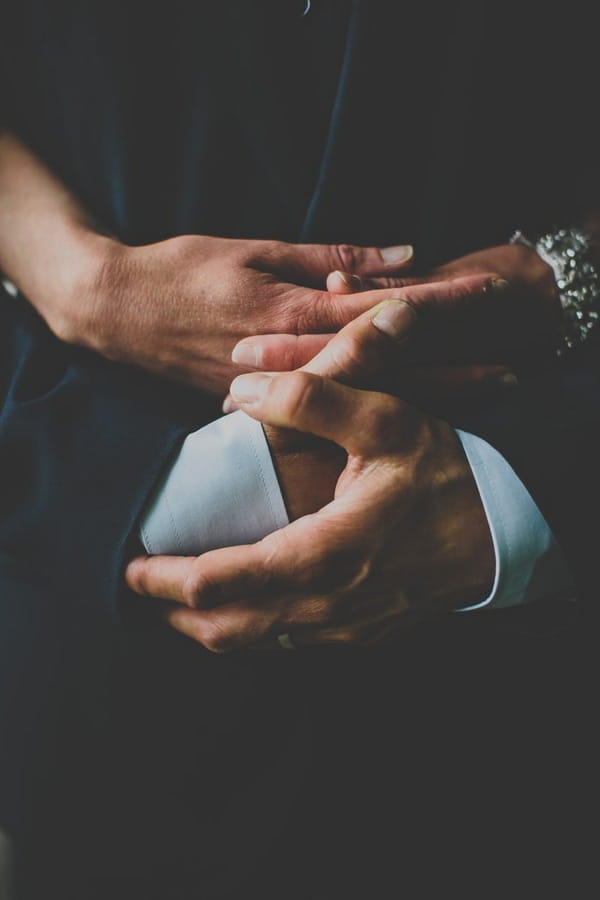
[0,1,350,245]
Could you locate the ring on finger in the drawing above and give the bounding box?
[276,632,296,651]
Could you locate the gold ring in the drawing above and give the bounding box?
[276,632,296,651]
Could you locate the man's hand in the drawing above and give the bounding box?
[126,299,495,651]
[228,243,562,389]
[225,272,519,411]
[54,234,415,395]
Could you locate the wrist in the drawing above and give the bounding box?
[0,133,123,345]
[46,229,123,348]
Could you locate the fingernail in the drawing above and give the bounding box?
[490,277,510,292]
[230,372,274,404]
[380,244,413,267]
[371,299,417,342]
[231,342,260,367]
[222,395,238,414]
[497,372,518,388]
[332,270,363,289]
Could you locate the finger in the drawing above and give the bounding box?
[160,601,281,653]
[240,274,505,383]
[233,284,421,375]
[301,298,417,382]
[136,493,398,616]
[132,522,331,609]
[279,282,411,334]
[125,553,226,607]
[327,270,427,293]
[250,624,365,651]
[230,369,404,456]
[262,240,414,286]
[326,270,364,294]
[232,333,332,371]
[161,594,378,652]
[304,272,509,372]
[240,584,416,650]
[222,393,240,413]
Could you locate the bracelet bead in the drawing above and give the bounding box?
[511,227,600,353]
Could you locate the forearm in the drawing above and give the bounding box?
[0,132,111,342]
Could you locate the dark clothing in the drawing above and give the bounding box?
[0,3,593,897]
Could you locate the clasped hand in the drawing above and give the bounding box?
[125,241,560,650]
[126,282,499,650]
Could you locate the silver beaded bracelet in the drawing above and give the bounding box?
[510,227,600,353]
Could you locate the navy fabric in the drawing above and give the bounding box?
[0,2,593,896]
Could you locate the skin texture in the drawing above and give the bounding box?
[0,134,557,403]
[229,273,522,536]
[0,132,418,396]
[0,133,562,649]
[237,273,522,529]
[75,234,416,395]
[221,244,560,410]
[126,299,496,651]
[231,244,561,376]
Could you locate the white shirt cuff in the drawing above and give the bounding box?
[139,413,574,614]
[456,430,574,610]
[139,411,288,555]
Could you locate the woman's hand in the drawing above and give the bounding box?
[227,244,562,400]
[1,133,417,396]
[69,234,414,395]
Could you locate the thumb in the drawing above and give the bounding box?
[231,272,507,383]
[304,272,509,379]
[269,240,414,286]
[302,297,418,382]
[326,269,425,293]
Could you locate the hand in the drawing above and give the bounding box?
[228,243,561,398]
[225,272,519,411]
[126,299,495,651]
[0,134,413,394]
[58,234,414,395]
[328,242,561,364]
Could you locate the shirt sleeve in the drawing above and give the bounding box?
[139,415,574,612]
[456,430,575,610]
[139,410,288,556]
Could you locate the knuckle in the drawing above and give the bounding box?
[244,238,283,267]
[287,597,330,627]
[125,559,148,595]
[311,545,364,594]
[396,285,427,314]
[334,243,359,272]
[344,557,373,592]
[182,564,214,608]
[278,370,323,422]
[374,276,401,290]
[329,332,370,378]
[332,626,363,645]
[291,342,313,370]
[275,340,302,372]
[199,620,235,654]
[292,291,328,335]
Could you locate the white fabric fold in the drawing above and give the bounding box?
[140,411,288,555]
